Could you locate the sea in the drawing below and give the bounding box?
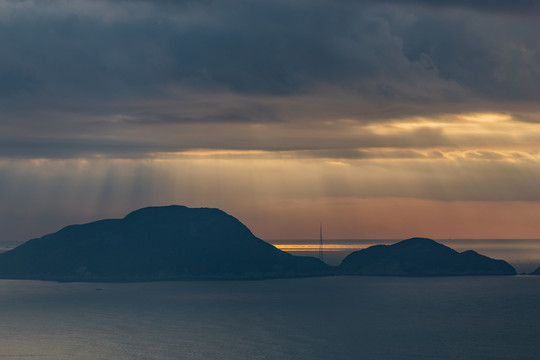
[0,239,539,359]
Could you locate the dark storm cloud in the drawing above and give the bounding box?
[0,123,453,158]
[122,103,280,124]
[1,0,540,157]
[0,137,162,159]
[116,0,540,14]
[1,0,389,98]
[512,112,540,124]
[389,0,540,14]
[299,149,444,160]
[2,0,539,102]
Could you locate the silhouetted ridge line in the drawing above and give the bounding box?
[529,265,540,275]
[0,210,517,281]
[0,205,330,281]
[339,237,516,276]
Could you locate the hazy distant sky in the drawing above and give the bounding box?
[2,0,540,242]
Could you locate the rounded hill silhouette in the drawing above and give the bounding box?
[0,208,518,281]
[339,237,516,276]
[0,206,330,281]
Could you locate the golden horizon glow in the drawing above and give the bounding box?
[126,111,540,163]
[3,110,540,242]
[273,244,375,251]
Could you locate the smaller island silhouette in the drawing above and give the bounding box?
[0,205,517,281]
[339,237,516,276]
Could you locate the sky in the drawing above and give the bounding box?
[2,0,540,243]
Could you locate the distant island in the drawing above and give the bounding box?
[0,206,517,281]
[339,237,516,276]
[530,266,540,275]
[0,206,331,281]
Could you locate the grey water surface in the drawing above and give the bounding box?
[0,276,538,359]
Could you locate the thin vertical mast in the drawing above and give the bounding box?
[319,223,324,262]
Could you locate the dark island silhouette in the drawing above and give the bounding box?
[0,206,517,281]
[339,237,516,276]
[530,266,540,275]
[0,206,331,281]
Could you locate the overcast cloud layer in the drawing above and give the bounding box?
[1,0,540,157]
[2,0,540,242]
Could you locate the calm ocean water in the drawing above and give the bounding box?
[0,276,539,359]
[269,239,540,273]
